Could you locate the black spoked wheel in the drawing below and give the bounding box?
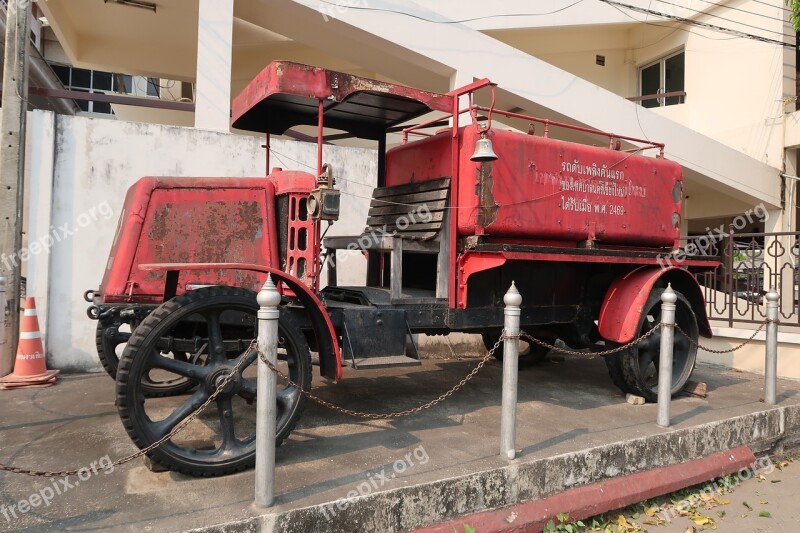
[604,353,631,394]
[481,332,550,364]
[97,318,196,397]
[96,319,128,379]
[116,286,311,477]
[616,287,698,402]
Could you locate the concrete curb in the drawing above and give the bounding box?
[412,446,757,532]
[188,404,800,533]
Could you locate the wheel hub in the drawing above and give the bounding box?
[206,366,240,394]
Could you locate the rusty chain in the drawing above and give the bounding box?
[521,318,775,357]
[0,317,776,477]
[675,319,775,354]
[0,341,256,478]
[259,336,503,420]
[0,337,500,476]
[520,324,665,358]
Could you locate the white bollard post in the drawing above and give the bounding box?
[255,276,281,508]
[500,282,522,460]
[764,288,779,405]
[0,276,5,346]
[657,284,677,428]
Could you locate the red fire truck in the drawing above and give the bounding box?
[86,62,715,476]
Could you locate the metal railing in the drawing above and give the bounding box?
[0,278,782,507]
[687,230,800,328]
[0,87,195,112]
[627,91,687,104]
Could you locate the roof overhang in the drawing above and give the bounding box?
[232,61,451,139]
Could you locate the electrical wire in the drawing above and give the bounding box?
[599,0,796,47]
[630,1,656,147]
[693,0,790,23]
[279,1,791,210]
[607,3,738,50]
[316,0,588,24]
[651,0,795,39]
[316,0,794,47]
[752,0,792,12]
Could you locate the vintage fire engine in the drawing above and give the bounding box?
[86,62,716,477]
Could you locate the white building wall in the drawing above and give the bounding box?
[629,0,793,169]
[25,111,374,372]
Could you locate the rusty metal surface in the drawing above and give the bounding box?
[456,252,507,309]
[100,177,278,302]
[231,61,452,139]
[268,170,319,290]
[386,125,682,248]
[598,266,711,343]
[137,262,342,383]
[478,126,682,247]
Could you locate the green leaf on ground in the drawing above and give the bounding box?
[759,511,772,518]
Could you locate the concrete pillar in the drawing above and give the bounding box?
[449,70,474,126]
[0,0,32,376]
[26,111,57,348]
[762,206,794,317]
[680,195,689,237]
[195,0,234,132]
[783,151,799,317]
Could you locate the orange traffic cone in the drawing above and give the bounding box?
[0,297,59,390]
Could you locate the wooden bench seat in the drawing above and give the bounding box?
[323,177,451,301]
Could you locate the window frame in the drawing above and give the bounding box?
[49,63,124,115]
[638,48,685,108]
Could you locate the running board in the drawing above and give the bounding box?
[350,355,421,370]
[341,308,421,370]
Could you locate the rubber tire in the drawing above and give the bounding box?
[604,353,631,394]
[96,320,119,379]
[481,333,549,363]
[619,287,698,403]
[116,286,311,477]
[98,318,196,398]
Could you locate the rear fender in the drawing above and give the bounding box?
[139,262,341,383]
[598,266,711,344]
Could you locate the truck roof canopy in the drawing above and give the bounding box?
[231,61,453,140]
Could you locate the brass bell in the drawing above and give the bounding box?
[470,132,498,162]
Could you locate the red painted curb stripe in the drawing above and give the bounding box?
[414,445,756,533]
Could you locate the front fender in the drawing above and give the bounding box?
[598,266,712,344]
[139,262,342,383]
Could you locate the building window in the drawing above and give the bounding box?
[639,50,685,108]
[146,78,161,97]
[50,64,129,115]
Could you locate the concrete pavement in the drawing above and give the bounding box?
[1,352,799,532]
[657,453,800,532]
